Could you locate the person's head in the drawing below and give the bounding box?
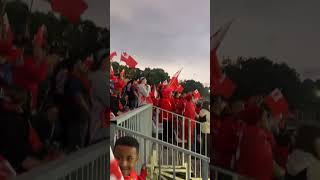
[114,136,140,176]
[174,91,180,98]
[140,77,147,85]
[295,125,320,159]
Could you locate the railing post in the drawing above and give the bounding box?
[110,124,115,148]
[188,118,192,178]
[156,108,159,140]
[182,117,185,164]
[202,160,209,180]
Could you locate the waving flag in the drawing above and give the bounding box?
[264,88,289,118]
[211,19,235,50]
[211,19,236,98]
[193,89,201,100]
[50,0,88,23]
[120,52,138,68]
[168,68,182,90]
[110,51,117,61]
[212,74,236,98]
[110,147,124,180]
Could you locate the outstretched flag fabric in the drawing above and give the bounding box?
[120,52,138,68]
[50,0,88,23]
[264,88,289,118]
[110,147,124,180]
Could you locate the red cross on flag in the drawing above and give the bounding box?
[264,88,289,118]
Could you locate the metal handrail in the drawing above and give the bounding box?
[111,124,210,179]
[111,104,152,124]
[11,139,109,180]
[111,125,210,161]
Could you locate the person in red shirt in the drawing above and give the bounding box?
[182,94,197,145]
[236,104,274,180]
[212,100,243,171]
[158,87,174,142]
[113,136,147,180]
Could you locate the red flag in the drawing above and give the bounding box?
[264,88,289,118]
[168,69,182,90]
[120,52,138,68]
[126,55,138,68]
[110,51,117,61]
[211,19,235,50]
[33,25,47,48]
[0,155,16,179]
[211,49,236,98]
[110,147,124,180]
[193,89,201,100]
[50,0,88,23]
[212,74,236,98]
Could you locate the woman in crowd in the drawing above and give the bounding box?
[137,77,150,106]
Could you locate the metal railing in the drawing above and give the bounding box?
[152,106,209,156]
[11,140,109,180]
[113,104,153,138]
[111,125,210,180]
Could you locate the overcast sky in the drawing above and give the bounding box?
[213,0,320,80]
[111,0,210,86]
[20,0,108,28]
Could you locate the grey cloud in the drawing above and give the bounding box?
[111,0,210,84]
[214,0,320,80]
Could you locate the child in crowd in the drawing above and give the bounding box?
[113,136,147,180]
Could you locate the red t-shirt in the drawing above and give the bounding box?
[123,168,147,180]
